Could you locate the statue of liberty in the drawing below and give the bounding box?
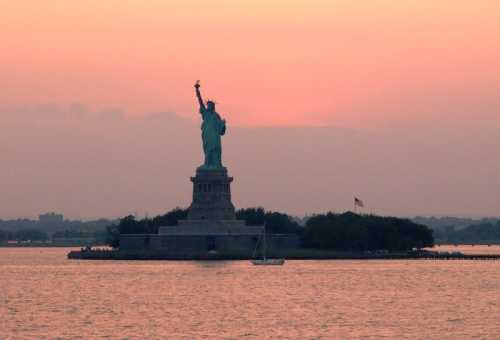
[194,81,227,170]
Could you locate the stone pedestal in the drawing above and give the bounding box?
[156,167,263,252]
[187,167,236,221]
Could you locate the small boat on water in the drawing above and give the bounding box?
[251,223,285,266]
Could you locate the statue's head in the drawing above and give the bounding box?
[206,101,216,112]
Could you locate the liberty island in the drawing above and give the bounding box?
[66,83,497,261]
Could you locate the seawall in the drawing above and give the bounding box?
[67,249,500,261]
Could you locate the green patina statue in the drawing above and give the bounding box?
[194,81,227,170]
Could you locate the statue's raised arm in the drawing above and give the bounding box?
[194,80,206,112]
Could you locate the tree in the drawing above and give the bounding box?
[150,208,189,230]
[302,212,434,251]
[236,207,302,234]
[106,224,121,248]
[105,208,189,248]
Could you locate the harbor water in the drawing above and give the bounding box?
[1,247,499,339]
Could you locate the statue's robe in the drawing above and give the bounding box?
[200,107,226,169]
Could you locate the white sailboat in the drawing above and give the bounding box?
[251,223,285,265]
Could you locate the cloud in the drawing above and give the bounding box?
[0,105,498,219]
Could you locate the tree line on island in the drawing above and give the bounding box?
[106,207,434,252]
[4,209,498,249]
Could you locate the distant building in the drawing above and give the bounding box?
[38,212,64,225]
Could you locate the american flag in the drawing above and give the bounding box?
[354,197,364,208]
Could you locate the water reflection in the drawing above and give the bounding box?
[193,260,233,268]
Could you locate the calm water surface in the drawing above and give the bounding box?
[1,247,499,339]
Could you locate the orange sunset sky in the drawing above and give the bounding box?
[1,1,499,218]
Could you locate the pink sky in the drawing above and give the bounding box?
[2,1,499,127]
[1,1,499,218]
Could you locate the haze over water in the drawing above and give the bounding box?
[1,248,499,339]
